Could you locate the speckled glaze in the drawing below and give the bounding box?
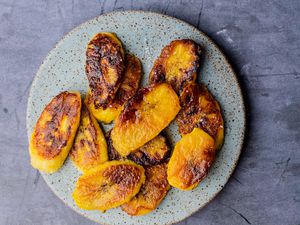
[26,11,245,225]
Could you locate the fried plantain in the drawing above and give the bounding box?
[128,134,170,166]
[106,131,170,166]
[176,83,224,149]
[167,128,215,190]
[111,83,180,157]
[122,163,170,216]
[105,130,122,161]
[72,160,145,211]
[149,39,201,94]
[86,32,125,106]
[70,105,108,173]
[85,54,142,123]
[29,91,81,173]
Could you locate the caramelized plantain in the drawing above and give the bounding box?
[176,83,224,149]
[149,39,201,94]
[70,105,108,173]
[128,134,170,166]
[86,32,125,106]
[111,83,180,157]
[106,131,170,166]
[122,163,170,216]
[29,91,81,173]
[167,128,215,190]
[85,54,142,123]
[105,130,122,161]
[73,160,145,211]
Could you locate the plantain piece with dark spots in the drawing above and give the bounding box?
[29,91,81,173]
[105,130,122,161]
[149,39,201,94]
[122,163,170,216]
[86,32,125,106]
[70,105,108,173]
[176,83,224,150]
[85,54,142,123]
[72,160,145,211]
[106,130,170,166]
[111,83,180,157]
[128,134,170,166]
[167,128,215,190]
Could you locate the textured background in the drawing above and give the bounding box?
[0,0,299,225]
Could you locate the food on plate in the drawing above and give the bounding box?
[176,83,224,149]
[149,39,201,94]
[86,32,125,105]
[106,131,170,166]
[29,32,228,217]
[127,134,170,166]
[70,105,108,173]
[29,91,81,173]
[111,83,180,157]
[73,160,145,211]
[105,130,122,161]
[122,163,170,216]
[167,128,215,190]
[85,54,142,123]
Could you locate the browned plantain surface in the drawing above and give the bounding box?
[122,163,170,216]
[167,128,215,190]
[176,83,224,149]
[29,91,81,173]
[111,83,180,156]
[106,131,170,166]
[73,160,145,211]
[149,39,201,94]
[86,32,125,106]
[113,54,142,107]
[85,54,142,123]
[70,105,108,173]
[128,134,170,166]
[105,130,122,161]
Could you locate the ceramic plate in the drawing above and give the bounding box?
[26,10,245,225]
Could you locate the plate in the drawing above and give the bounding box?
[26,10,245,225]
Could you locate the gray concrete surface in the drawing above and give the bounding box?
[0,0,299,224]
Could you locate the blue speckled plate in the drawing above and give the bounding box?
[26,10,245,225]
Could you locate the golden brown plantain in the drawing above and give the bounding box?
[149,39,201,94]
[167,128,215,190]
[72,160,145,211]
[176,83,224,149]
[105,130,122,161]
[85,54,142,123]
[122,163,170,216]
[70,105,108,173]
[128,134,170,166]
[29,91,81,173]
[111,83,180,157]
[106,131,170,166]
[86,32,125,106]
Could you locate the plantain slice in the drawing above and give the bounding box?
[85,54,142,123]
[176,83,224,149]
[128,134,170,166]
[105,130,122,161]
[72,160,145,211]
[167,128,215,190]
[149,39,201,94]
[86,32,125,106]
[70,105,108,173]
[29,91,81,173]
[122,163,170,216]
[111,83,180,157]
[106,130,170,166]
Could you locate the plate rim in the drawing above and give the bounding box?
[26,9,246,225]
